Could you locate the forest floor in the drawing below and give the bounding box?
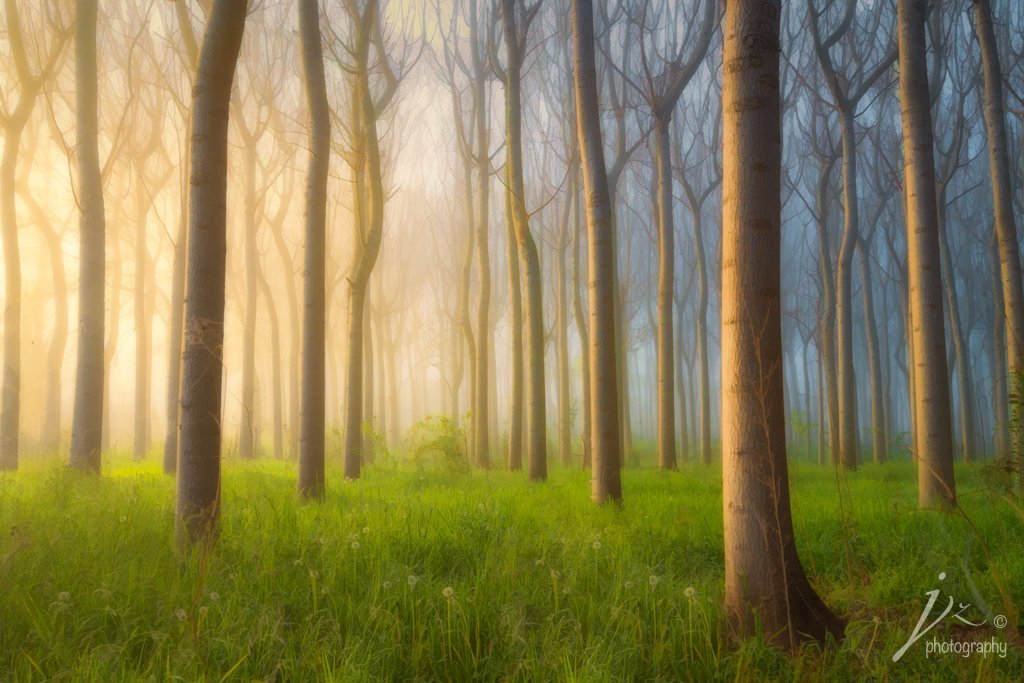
[1,447,1022,681]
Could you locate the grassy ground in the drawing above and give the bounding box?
[1,449,1022,681]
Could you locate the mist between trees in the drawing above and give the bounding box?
[1,0,1023,651]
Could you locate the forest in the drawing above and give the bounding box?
[1,0,1023,679]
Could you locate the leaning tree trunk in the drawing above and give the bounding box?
[174,0,248,549]
[721,0,845,648]
[297,0,330,499]
[973,0,1024,474]
[572,0,621,502]
[69,0,107,474]
[898,0,956,508]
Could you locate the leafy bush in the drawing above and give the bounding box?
[405,415,469,475]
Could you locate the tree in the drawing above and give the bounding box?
[896,0,956,507]
[0,0,68,470]
[572,0,621,503]
[808,0,897,471]
[337,0,408,480]
[972,0,1024,472]
[297,0,330,499]
[162,0,201,476]
[69,0,107,473]
[633,0,716,471]
[175,0,248,548]
[721,0,844,647]
[498,0,546,481]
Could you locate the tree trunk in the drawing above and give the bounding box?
[175,0,248,548]
[654,117,677,470]
[296,0,329,490]
[857,239,887,464]
[898,0,956,508]
[556,188,572,467]
[990,232,1010,459]
[836,113,861,471]
[502,1,547,481]
[814,160,840,465]
[506,168,524,471]
[133,186,152,461]
[572,0,621,502]
[973,0,1024,472]
[936,193,975,462]
[721,0,844,646]
[238,146,259,460]
[70,0,107,473]
[0,125,24,471]
[571,173,592,468]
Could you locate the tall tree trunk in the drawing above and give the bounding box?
[857,238,887,464]
[70,0,107,473]
[175,0,248,548]
[238,146,259,460]
[936,194,975,462]
[721,0,844,646]
[572,0,621,502]
[133,187,152,461]
[836,114,861,471]
[256,269,284,460]
[556,190,572,467]
[654,117,677,470]
[973,0,1024,472]
[458,165,477,454]
[0,123,24,471]
[693,203,712,465]
[297,0,329,491]
[571,173,592,468]
[814,160,840,465]
[898,0,956,508]
[502,0,547,481]
[506,180,524,470]
[990,232,1010,459]
[342,6,386,479]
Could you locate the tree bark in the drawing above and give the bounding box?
[572,0,621,502]
[296,0,329,497]
[898,0,956,508]
[69,0,107,473]
[501,0,547,481]
[175,0,248,548]
[721,0,844,647]
[973,0,1024,472]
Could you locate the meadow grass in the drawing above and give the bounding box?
[1,447,1022,681]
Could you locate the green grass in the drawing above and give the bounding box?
[1,451,1022,681]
